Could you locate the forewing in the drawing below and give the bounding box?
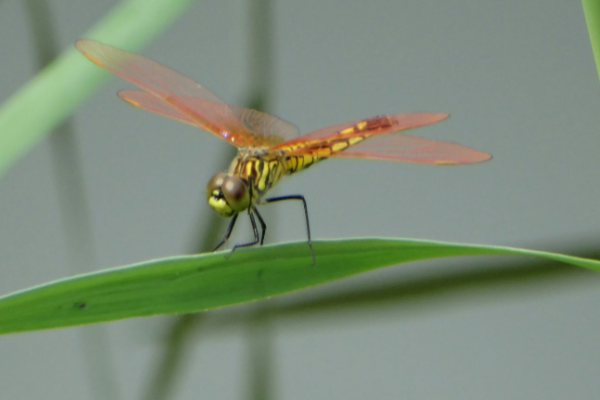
[273,113,448,150]
[119,90,301,147]
[275,113,490,164]
[274,113,449,154]
[76,39,260,147]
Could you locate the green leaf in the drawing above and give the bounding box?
[0,0,197,178]
[582,0,600,84]
[0,238,598,335]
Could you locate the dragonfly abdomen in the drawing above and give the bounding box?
[283,134,370,174]
[284,154,325,174]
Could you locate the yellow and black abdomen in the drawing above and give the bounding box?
[283,133,370,174]
[283,153,327,174]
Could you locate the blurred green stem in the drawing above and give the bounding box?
[23,1,120,400]
[246,306,273,400]
[141,314,204,400]
[0,0,196,178]
[142,0,275,399]
[582,0,600,83]
[246,0,273,110]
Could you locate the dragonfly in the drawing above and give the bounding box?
[76,39,491,265]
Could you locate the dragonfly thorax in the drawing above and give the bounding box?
[206,172,250,217]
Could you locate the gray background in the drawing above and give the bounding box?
[1,0,600,399]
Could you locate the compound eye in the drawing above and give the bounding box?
[206,172,227,201]
[222,176,250,212]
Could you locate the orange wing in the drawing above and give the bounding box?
[118,90,299,146]
[75,40,298,147]
[272,113,491,165]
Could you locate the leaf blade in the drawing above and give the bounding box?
[0,238,598,334]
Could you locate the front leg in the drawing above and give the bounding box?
[227,209,260,259]
[252,205,267,245]
[213,213,239,252]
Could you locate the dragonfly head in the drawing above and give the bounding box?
[206,172,250,217]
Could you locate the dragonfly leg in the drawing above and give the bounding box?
[213,213,239,251]
[252,205,267,245]
[227,209,260,259]
[265,195,315,266]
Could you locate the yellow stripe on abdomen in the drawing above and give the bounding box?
[331,142,348,152]
[284,153,323,174]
